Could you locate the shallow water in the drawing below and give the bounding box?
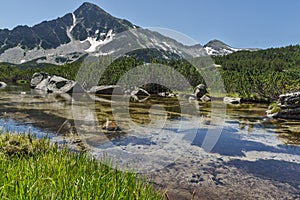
[0,85,299,198]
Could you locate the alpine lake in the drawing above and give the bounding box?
[0,85,299,199]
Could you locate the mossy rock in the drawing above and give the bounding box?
[268,102,281,114]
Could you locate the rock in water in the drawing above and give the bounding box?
[0,81,7,88]
[279,92,300,106]
[223,97,241,104]
[35,77,51,91]
[89,85,123,95]
[200,95,211,102]
[102,118,120,131]
[47,76,85,93]
[131,88,150,96]
[266,91,300,119]
[182,94,197,100]
[30,72,49,89]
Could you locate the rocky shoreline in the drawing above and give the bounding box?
[267,91,300,120]
[0,89,299,199]
[30,72,214,102]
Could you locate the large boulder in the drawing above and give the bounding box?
[267,92,300,119]
[47,76,85,94]
[279,92,300,107]
[89,85,123,95]
[30,72,49,89]
[35,77,51,91]
[0,81,7,88]
[194,84,207,99]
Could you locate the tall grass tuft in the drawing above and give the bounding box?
[0,133,164,200]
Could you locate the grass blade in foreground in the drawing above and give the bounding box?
[0,133,164,199]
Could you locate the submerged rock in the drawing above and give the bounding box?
[223,97,241,104]
[102,118,121,131]
[89,85,123,95]
[182,94,197,100]
[267,91,300,119]
[0,81,7,88]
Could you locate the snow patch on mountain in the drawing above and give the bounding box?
[84,29,114,52]
[70,13,77,32]
[66,13,77,43]
[204,40,246,56]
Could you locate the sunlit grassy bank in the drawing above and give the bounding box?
[0,133,164,200]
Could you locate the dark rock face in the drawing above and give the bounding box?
[88,85,123,95]
[0,81,7,88]
[194,84,207,99]
[72,2,135,41]
[30,72,50,89]
[0,2,136,54]
[0,14,73,54]
[267,92,300,119]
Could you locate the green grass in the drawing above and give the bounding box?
[0,133,164,200]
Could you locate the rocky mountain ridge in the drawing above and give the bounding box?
[0,2,254,65]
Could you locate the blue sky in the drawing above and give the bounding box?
[1,0,300,49]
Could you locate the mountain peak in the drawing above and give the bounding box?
[203,39,240,56]
[81,2,98,7]
[75,2,108,15]
[204,39,231,49]
[71,2,136,41]
[0,2,137,64]
[203,39,259,56]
